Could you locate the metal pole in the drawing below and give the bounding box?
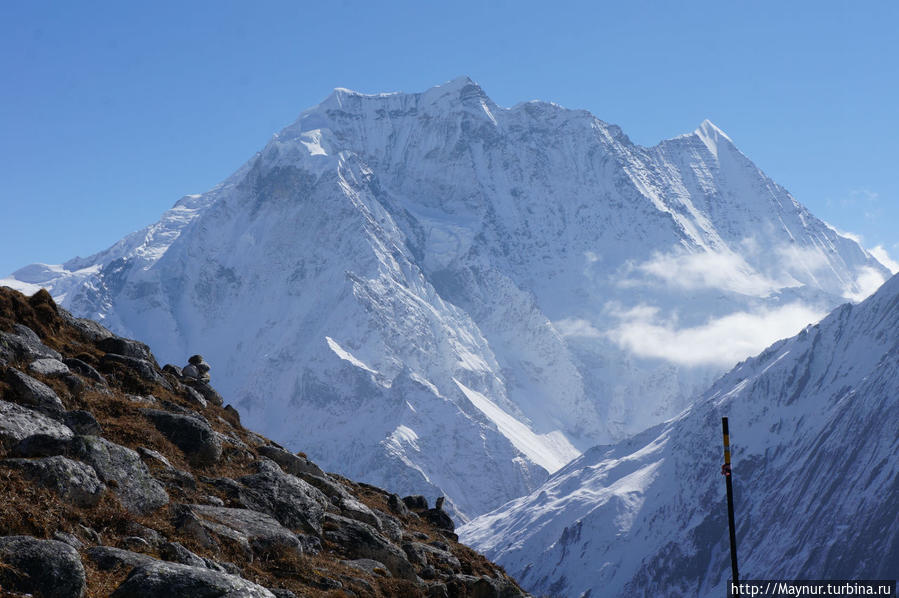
[722,417,740,595]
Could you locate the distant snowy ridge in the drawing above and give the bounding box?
[461,273,899,597]
[2,77,892,520]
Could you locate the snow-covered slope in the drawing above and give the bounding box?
[3,77,892,519]
[461,273,899,597]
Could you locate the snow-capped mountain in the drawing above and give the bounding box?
[460,272,899,597]
[3,77,892,519]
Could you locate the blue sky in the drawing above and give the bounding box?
[2,1,897,276]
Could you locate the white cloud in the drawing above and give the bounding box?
[843,266,888,303]
[622,250,785,297]
[608,303,827,367]
[869,245,899,275]
[554,318,603,338]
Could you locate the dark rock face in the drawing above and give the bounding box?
[141,409,222,466]
[257,444,325,478]
[190,381,223,406]
[5,367,66,418]
[101,353,168,387]
[0,399,74,450]
[423,507,456,532]
[71,435,169,515]
[87,546,158,571]
[323,513,417,580]
[236,459,328,535]
[64,409,104,436]
[63,357,106,383]
[97,336,157,365]
[110,560,277,598]
[0,535,86,598]
[12,432,73,457]
[403,495,429,510]
[2,456,105,507]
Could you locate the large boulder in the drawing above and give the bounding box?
[101,353,168,387]
[110,561,276,598]
[236,459,328,535]
[0,324,62,362]
[179,504,317,559]
[141,409,222,466]
[71,435,169,515]
[322,513,416,580]
[86,546,158,571]
[0,535,86,598]
[28,357,70,376]
[0,399,74,451]
[63,357,106,384]
[2,456,105,507]
[97,336,157,365]
[4,367,66,418]
[257,445,325,478]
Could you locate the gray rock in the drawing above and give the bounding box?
[101,353,169,387]
[162,364,183,377]
[341,558,391,577]
[0,535,86,598]
[87,546,158,571]
[53,531,85,550]
[123,522,165,547]
[0,324,62,362]
[340,495,381,529]
[236,459,329,535]
[160,541,208,568]
[111,561,276,598]
[185,504,318,559]
[63,314,114,343]
[97,336,157,365]
[63,357,106,383]
[29,357,70,376]
[257,444,325,478]
[2,456,105,507]
[137,446,175,470]
[0,399,74,450]
[414,541,462,571]
[71,435,169,515]
[322,513,416,580]
[180,383,207,408]
[403,494,428,510]
[141,409,222,466]
[12,432,73,457]
[387,493,410,516]
[4,367,66,418]
[64,409,103,435]
[269,589,299,598]
[190,381,224,406]
[119,536,153,552]
[374,509,404,543]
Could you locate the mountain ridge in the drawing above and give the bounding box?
[3,77,892,521]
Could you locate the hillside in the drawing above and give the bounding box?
[0,286,528,598]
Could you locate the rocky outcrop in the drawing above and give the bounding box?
[0,535,86,598]
[110,561,276,598]
[0,287,530,597]
[71,435,169,515]
[2,456,105,507]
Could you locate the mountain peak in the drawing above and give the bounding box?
[692,119,732,155]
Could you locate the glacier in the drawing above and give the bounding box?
[2,76,892,520]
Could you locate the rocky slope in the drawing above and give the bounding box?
[3,78,892,520]
[0,286,528,598]
[460,273,899,597]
